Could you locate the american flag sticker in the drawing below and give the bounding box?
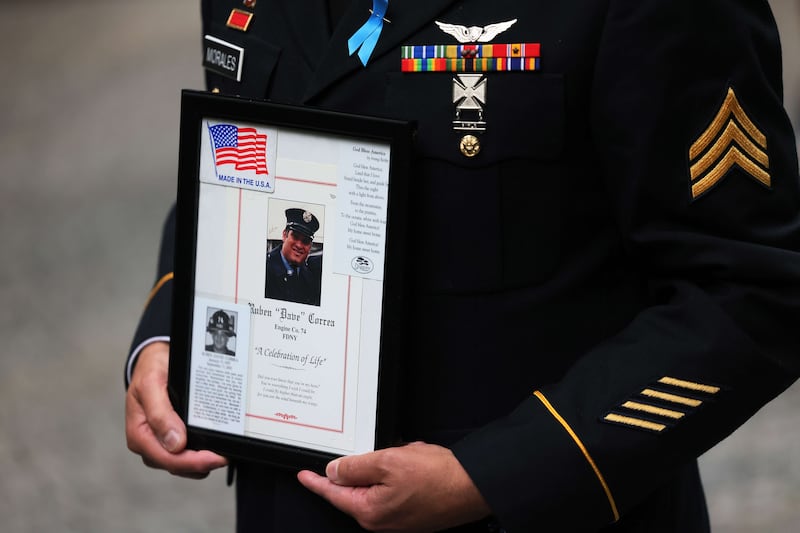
[210,124,267,174]
[200,120,277,192]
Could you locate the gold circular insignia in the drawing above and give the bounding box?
[459,135,481,158]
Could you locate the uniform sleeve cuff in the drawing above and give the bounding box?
[451,391,618,532]
[126,336,170,387]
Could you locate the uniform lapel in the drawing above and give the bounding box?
[302,0,459,103]
[272,0,330,72]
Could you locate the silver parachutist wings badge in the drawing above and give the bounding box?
[435,19,517,43]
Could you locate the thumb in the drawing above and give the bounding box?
[131,344,187,454]
[137,375,187,453]
[326,450,385,486]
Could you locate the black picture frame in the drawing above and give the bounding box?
[168,90,414,473]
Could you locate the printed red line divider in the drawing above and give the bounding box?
[235,188,242,303]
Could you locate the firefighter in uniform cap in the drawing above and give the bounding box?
[265,208,322,306]
[205,309,236,355]
[125,0,800,532]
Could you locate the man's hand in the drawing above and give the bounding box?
[125,341,227,478]
[297,441,491,532]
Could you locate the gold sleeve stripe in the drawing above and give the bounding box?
[657,377,720,395]
[604,413,667,432]
[621,401,685,420]
[691,146,771,198]
[641,388,702,407]
[689,120,769,179]
[533,391,620,522]
[689,87,767,160]
[143,272,174,310]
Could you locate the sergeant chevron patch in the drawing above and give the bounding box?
[689,87,770,199]
[601,376,722,433]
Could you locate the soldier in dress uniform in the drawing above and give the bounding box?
[264,208,323,306]
[204,309,237,355]
[125,1,800,532]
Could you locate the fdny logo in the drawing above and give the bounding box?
[351,256,374,274]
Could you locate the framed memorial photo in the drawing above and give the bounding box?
[168,90,414,472]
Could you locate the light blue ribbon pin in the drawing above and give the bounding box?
[347,0,388,66]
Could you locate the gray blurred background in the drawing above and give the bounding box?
[0,1,798,531]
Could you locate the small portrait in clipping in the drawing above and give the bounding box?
[205,307,237,355]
